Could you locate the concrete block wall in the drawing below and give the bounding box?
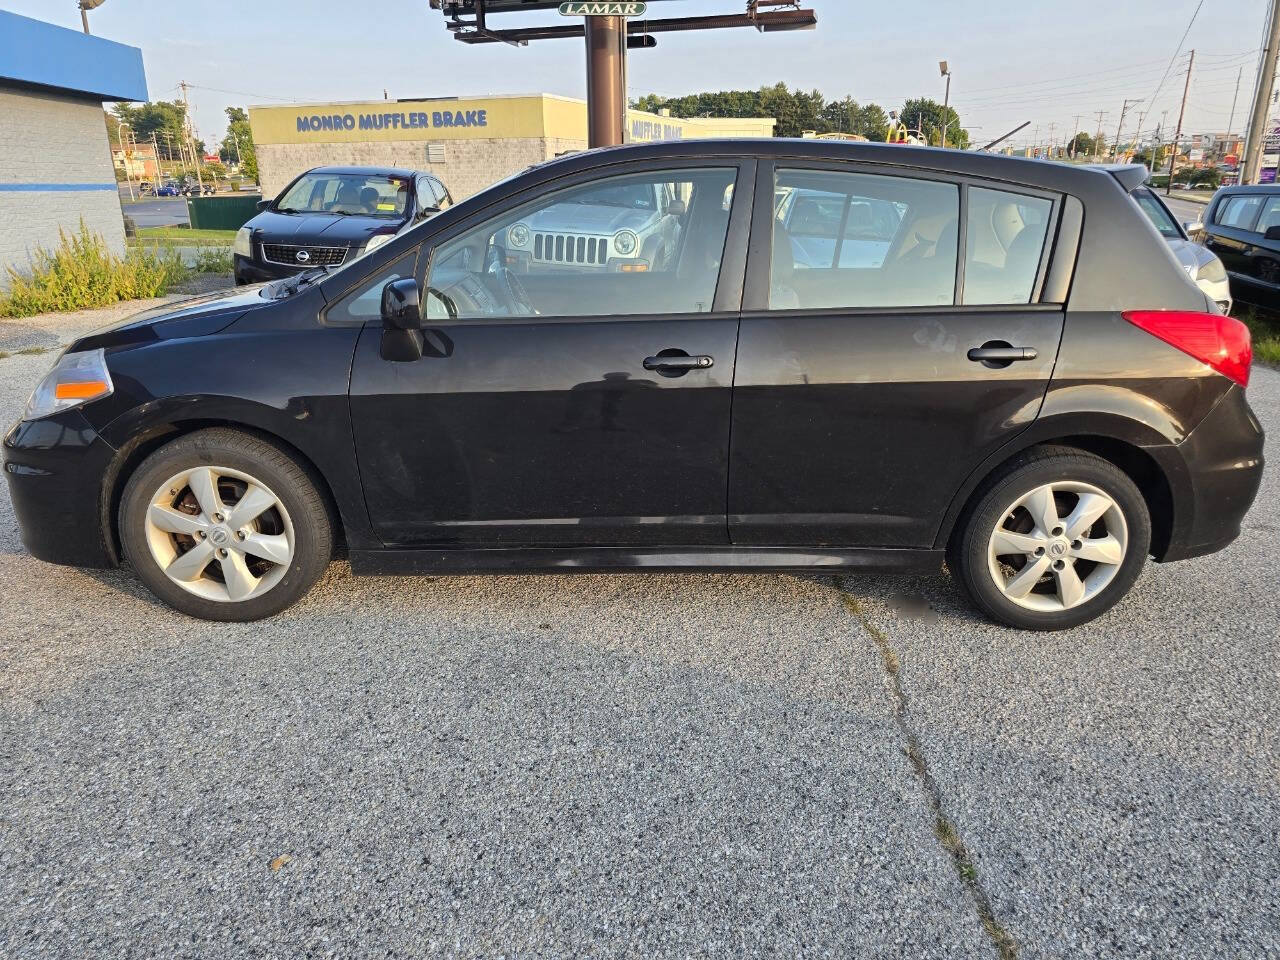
[0,86,125,288]
[257,136,589,203]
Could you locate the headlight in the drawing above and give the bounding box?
[1197,256,1227,283]
[232,226,252,258]
[363,233,393,255]
[23,349,114,421]
[613,230,638,256]
[508,223,531,248]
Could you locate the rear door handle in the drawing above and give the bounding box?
[967,346,1038,363]
[643,355,714,371]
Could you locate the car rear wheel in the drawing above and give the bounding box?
[120,429,333,621]
[951,448,1151,631]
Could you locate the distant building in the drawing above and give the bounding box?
[112,141,159,180]
[0,10,147,286]
[248,94,776,200]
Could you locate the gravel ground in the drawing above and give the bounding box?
[0,300,1276,958]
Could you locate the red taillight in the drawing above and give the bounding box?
[1121,310,1252,388]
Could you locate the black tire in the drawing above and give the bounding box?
[119,428,333,622]
[950,446,1152,631]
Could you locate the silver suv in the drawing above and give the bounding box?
[503,178,685,273]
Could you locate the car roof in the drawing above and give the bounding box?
[307,165,428,179]
[530,138,1144,195]
[1212,182,1280,194]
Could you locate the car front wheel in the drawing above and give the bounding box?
[951,448,1151,631]
[120,429,333,621]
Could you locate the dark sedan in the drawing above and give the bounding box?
[4,141,1263,630]
[1199,183,1280,307]
[233,166,452,285]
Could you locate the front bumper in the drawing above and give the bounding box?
[233,253,307,286]
[3,411,119,568]
[1150,384,1265,562]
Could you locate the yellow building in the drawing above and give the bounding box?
[248,93,776,200]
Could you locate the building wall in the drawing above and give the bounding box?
[256,135,588,202]
[0,85,124,287]
[249,94,775,201]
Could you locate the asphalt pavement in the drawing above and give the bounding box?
[120,194,191,228]
[0,301,1277,959]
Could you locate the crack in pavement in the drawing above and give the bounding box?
[836,578,1019,960]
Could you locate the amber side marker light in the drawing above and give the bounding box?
[54,381,111,400]
[1122,310,1253,388]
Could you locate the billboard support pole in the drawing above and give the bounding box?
[586,15,627,147]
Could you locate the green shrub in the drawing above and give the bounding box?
[191,246,233,273]
[0,221,186,318]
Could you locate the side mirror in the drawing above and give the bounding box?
[416,184,441,219]
[381,277,422,330]
[667,199,687,218]
[1264,225,1280,242]
[256,198,271,212]
[1183,220,1204,233]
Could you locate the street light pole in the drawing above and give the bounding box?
[939,60,951,149]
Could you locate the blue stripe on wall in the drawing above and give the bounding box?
[0,183,119,192]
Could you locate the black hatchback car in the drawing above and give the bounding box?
[4,141,1263,630]
[1200,183,1280,306]
[233,166,452,285]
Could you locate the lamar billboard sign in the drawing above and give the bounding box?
[558,2,648,14]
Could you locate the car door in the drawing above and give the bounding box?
[1243,195,1280,288]
[729,161,1066,548]
[1204,193,1263,277]
[348,160,753,547]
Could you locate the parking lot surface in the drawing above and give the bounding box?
[1,303,1277,958]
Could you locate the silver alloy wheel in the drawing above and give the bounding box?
[143,466,295,603]
[986,480,1128,613]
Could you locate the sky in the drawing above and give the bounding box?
[7,0,1274,152]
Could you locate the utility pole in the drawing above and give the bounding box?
[1047,121,1057,158]
[1244,0,1280,184]
[150,132,160,187]
[1226,66,1243,142]
[1166,49,1194,196]
[179,81,204,191]
[1112,98,1142,161]
[1069,114,1082,158]
[1093,110,1108,160]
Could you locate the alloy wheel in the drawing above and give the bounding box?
[143,466,295,603]
[986,480,1129,613]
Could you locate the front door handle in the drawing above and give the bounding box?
[643,354,714,371]
[968,345,1038,364]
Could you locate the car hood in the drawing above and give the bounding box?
[523,203,654,234]
[70,284,274,352]
[1166,237,1217,275]
[249,209,405,246]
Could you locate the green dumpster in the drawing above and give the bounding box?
[186,194,263,231]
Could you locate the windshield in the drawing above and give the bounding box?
[1133,189,1182,239]
[275,172,411,218]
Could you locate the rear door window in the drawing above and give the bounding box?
[963,187,1053,305]
[1216,195,1264,230]
[771,168,959,309]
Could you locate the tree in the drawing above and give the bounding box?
[111,100,202,158]
[1067,132,1095,157]
[898,97,969,149]
[220,106,258,181]
[820,98,890,141]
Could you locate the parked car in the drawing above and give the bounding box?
[154,182,181,197]
[232,166,452,285]
[181,180,216,197]
[138,180,153,194]
[1129,185,1232,312]
[4,141,1262,630]
[1199,183,1280,307]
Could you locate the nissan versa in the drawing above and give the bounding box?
[3,141,1264,630]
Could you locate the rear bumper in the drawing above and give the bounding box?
[1150,384,1265,562]
[3,412,118,568]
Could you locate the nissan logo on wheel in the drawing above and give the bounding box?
[295,249,311,263]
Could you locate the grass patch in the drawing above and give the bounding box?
[191,247,233,273]
[1232,304,1280,367]
[0,221,186,318]
[130,226,238,247]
